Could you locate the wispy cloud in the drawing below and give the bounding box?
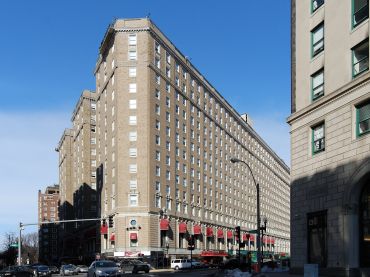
[0,111,70,243]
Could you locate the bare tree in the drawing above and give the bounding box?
[22,232,38,264]
[0,232,17,266]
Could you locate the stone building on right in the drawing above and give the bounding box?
[289,0,370,275]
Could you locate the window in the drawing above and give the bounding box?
[129,180,137,189]
[311,69,324,101]
[129,99,137,109]
[129,132,137,141]
[156,166,160,176]
[128,34,137,46]
[357,101,370,136]
[352,0,369,28]
[129,148,137,157]
[129,164,137,173]
[312,123,325,154]
[129,83,137,93]
[129,194,138,206]
[352,40,369,78]
[307,210,327,267]
[311,23,324,57]
[129,67,137,77]
[312,0,324,13]
[155,42,160,54]
[129,116,137,125]
[129,51,137,60]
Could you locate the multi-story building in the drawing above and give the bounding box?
[89,18,290,266]
[38,185,59,265]
[56,90,99,264]
[289,0,370,275]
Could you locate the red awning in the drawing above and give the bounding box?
[206,227,213,237]
[160,219,169,231]
[242,233,249,242]
[250,234,255,241]
[193,225,201,235]
[110,233,115,241]
[271,238,275,244]
[263,237,267,243]
[130,233,137,240]
[227,230,233,239]
[100,225,108,235]
[217,229,224,238]
[179,222,187,234]
[266,237,271,244]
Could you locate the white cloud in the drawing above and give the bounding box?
[0,111,70,244]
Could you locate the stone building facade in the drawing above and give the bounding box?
[289,0,370,275]
[91,18,290,264]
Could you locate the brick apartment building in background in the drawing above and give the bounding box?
[58,18,290,267]
[38,185,59,265]
[289,0,370,275]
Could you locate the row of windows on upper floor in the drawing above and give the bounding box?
[310,27,369,102]
[311,99,370,155]
[311,0,368,29]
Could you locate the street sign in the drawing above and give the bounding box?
[248,230,258,234]
[10,244,18,247]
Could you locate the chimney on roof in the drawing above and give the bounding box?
[241,113,253,127]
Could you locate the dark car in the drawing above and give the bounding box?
[87,261,122,277]
[0,266,34,277]
[219,259,240,270]
[32,266,50,277]
[120,259,150,274]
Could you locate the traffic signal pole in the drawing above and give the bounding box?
[17,217,102,265]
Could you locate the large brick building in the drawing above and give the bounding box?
[58,18,290,266]
[289,0,370,275]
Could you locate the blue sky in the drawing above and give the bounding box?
[0,0,291,245]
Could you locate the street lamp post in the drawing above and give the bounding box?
[230,157,261,273]
[261,217,267,264]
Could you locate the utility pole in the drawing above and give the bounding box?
[18,222,22,265]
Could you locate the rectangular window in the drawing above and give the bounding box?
[312,0,324,13]
[128,34,137,46]
[357,101,370,136]
[129,131,137,141]
[129,116,137,125]
[129,99,137,109]
[129,83,137,93]
[129,180,137,189]
[129,67,136,77]
[311,69,324,101]
[312,123,325,154]
[129,164,137,173]
[353,0,369,28]
[311,23,324,57]
[129,194,138,206]
[129,148,137,157]
[352,40,369,78]
[307,210,327,267]
[129,51,137,61]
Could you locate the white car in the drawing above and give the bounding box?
[171,259,201,270]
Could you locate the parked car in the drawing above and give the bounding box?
[190,260,202,268]
[87,261,122,277]
[218,259,240,270]
[59,265,77,276]
[120,259,150,274]
[32,266,50,277]
[0,266,34,277]
[48,267,58,275]
[75,266,88,273]
[170,259,192,270]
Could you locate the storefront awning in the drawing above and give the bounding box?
[206,227,213,237]
[201,250,228,257]
[130,233,137,240]
[227,230,233,239]
[110,233,115,241]
[193,225,201,235]
[217,229,224,238]
[242,233,250,242]
[179,222,187,234]
[250,234,255,241]
[160,219,169,231]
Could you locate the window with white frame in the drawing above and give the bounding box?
[129,83,137,93]
[128,34,137,46]
[129,194,138,206]
[129,116,137,125]
[129,51,137,60]
[129,131,137,141]
[129,148,137,157]
[129,67,137,77]
[129,99,137,109]
[129,164,137,173]
[129,180,137,189]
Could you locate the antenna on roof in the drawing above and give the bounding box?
[146,13,151,19]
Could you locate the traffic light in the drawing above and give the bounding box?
[235,226,241,241]
[187,235,195,250]
[108,216,114,228]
